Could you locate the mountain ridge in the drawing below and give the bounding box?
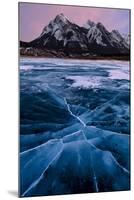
[20,13,130,58]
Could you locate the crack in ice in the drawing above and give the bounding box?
[64,98,86,127]
[22,139,64,196]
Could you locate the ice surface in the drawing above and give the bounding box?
[22,138,129,197]
[20,139,63,194]
[108,69,129,80]
[20,65,34,71]
[20,58,130,197]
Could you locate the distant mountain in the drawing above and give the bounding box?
[20,13,130,58]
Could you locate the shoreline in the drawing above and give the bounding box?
[19,54,130,61]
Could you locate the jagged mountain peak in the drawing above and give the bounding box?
[54,13,70,24]
[111,30,123,39]
[55,13,67,19]
[112,29,120,34]
[40,13,71,37]
[87,19,95,26]
[122,33,130,46]
[96,22,108,32]
[111,29,124,41]
[97,22,104,26]
[83,20,96,29]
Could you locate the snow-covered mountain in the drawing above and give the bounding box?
[122,34,130,46]
[20,14,130,57]
[84,21,129,55]
[28,13,89,54]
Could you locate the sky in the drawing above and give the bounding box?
[19,2,130,42]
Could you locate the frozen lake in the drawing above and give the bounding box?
[20,58,130,134]
[20,58,130,197]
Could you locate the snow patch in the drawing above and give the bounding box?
[66,75,102,89]
[54,29,63,41]
[87,26,107,46]
[108,69,129,80]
